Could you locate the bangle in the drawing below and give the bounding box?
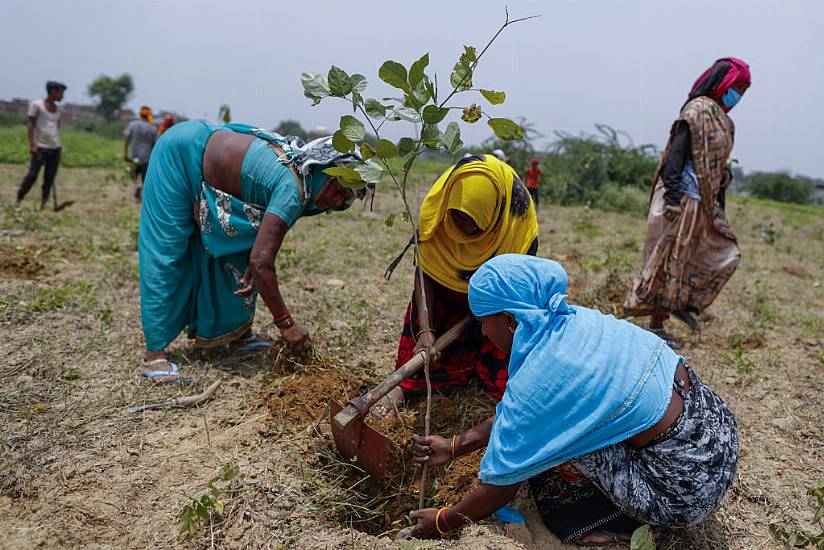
[274,313,294,329]
[440,507,454,531]
[415,328,436,340]
[451,435,457,460]
[435,507,451,536]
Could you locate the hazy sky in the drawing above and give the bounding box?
[2,0,822,177]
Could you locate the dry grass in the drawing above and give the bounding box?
[0,163,823,548]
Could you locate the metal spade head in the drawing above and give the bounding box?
[329,399,390,480]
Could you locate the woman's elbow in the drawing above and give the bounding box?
[249,254,274,277]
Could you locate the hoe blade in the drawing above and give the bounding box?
[329,399,390,480]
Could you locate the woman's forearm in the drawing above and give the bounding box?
[455,415,494,456]
[444,482,520,530]
[250,214,290,318]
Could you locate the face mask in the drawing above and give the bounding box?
[722,87,742,109]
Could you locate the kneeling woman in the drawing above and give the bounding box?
[410,255,738,544]
[139,120,367,382]
[377,155,539,414]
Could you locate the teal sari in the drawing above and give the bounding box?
[138,120,337,350]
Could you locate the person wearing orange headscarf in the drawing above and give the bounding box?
[376,154,539,416]
[124,106,157,201]
[624,58,751,347]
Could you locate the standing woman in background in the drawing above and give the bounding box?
[624,58,751,347]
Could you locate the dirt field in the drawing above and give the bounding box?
[1,163,822,549]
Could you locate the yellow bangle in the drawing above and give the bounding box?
[435,507,450,536]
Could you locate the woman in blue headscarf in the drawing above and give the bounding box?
[410,254,739,545]
[138,120,371,382]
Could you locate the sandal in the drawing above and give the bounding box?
[139,358,192,385]
[573,530,626,547]
[227,333,271,353]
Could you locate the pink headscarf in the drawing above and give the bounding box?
[689,57,751,111]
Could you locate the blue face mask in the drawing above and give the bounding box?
[722,87,742,109]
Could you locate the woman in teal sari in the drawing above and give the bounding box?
[138,120,368,382]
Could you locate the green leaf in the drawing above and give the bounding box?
[359,142,376,160]
[487,118,524,140]
[323,166,365,189]
[421,124,440,147]
[375,139,398,158]
[480,89,506,105]
[354,161,384,184]
[384,214,395,227]
[392,107,421,123]
[379,60,409,91]
[213,498,224,515]
[364,99,387,119]
[422,105,449,124]
[409,53,429,88]
[461,103,482,123]
[350,74,368,93]
[630,525,656,550]
[397,137,416,157]
[351,90,363,113]
[402,152,417,172]
[331,131,354,154]
[339,115,366,143]
[301,72,331,105]
[440,122,463,154]
[450,45,477,91]
[328,66,352,97]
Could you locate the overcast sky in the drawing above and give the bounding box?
[1,0,822,177]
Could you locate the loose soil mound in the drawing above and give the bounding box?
[260,357,496,536]
[0,243,48,278]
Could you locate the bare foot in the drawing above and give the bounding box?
[373,386,405,419]
[577,530,624,546]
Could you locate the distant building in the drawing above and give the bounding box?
[0,97,134,122]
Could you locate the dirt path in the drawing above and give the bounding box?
[1,164,822,549]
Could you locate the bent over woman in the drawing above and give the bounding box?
[138,120,368,382]
[410,255,739,545]
[377,155,539,414]
[624,57,751,346]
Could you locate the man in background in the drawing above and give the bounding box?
[16,81,67,209]
[124,106,157,201]
[525,158,542,207]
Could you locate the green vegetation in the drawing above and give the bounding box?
[540,125,659,214]
[0,126,121,168]
[179,464,242,538]
[87,73,134,121]
[741,171,821,205]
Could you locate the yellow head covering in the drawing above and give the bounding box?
[418,155,539,292]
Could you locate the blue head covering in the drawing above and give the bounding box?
[468,254,680,485]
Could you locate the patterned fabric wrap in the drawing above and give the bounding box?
[529,463,642,543]
[624,96,741,315]
[139,120,259,350]
[573,364,739,527]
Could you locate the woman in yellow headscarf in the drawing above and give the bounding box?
[377,154,539,415]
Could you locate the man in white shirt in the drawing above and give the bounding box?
[16,81,66,209]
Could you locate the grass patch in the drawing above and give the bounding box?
[0,126,122,168]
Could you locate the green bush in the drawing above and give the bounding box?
[741,171,817,204]
[541,125,659,210]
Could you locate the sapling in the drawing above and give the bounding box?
[301,7,538,516]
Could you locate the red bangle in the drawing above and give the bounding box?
[273,312,291,323]
[440,507,454,531]
[274,313,294,329]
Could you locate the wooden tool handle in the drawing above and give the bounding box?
[333,316,471,428]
